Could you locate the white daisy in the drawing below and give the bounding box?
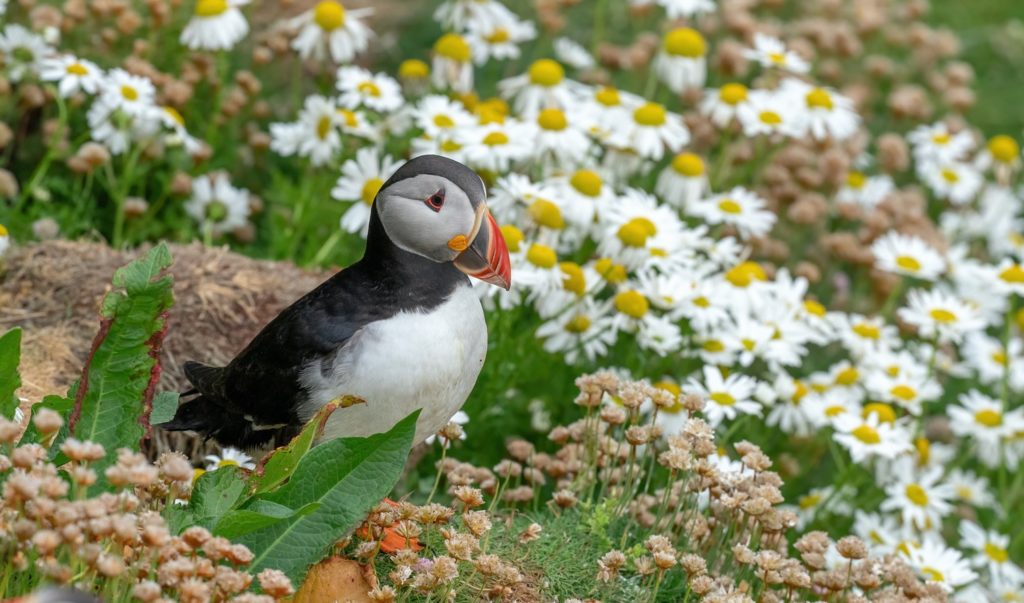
[290,0,372,63]
[871,231,945,281]
[180,0,250,51]
[781,78,859,141]
[949,390,1024,466]
[204,447,256,470]
[553,36,594,70]
[898,288,985,343]
[686,366,760,427]
[836,171,894,209]
[432,33,474,94]
[655,152,708,210]
[184,173,251,236]
[331,147,402,237]
[606,288,683,356]
[38,55,103,97]
[688,186,776,238]
[269,95,342,166]
[908,122,974,163]
[742,33,809,73]
[336,66,402,112]
[832,412,912,463]
[433,0,515,31]
[607,101,689,161]
[465,16,536,65]
[655,0,716,19]
[700,83,750,128]
[919,160,984,205]
[498,58,575,116]
[880,465,954,531]
[653,27,707,93]
[960,522,1024,584]
[531,107,592,166]
[0,24,51,82]
[736,89,801,138]
[458,119,534,173]
[0,224,9,257]
[536,299,616,364]
[905,537,978,592]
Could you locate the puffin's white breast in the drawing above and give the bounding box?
[299,284,487,444]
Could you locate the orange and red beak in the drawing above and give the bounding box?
[453,205,511,290]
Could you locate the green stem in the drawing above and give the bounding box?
[110,145,144,248]
[310,228,343,267]
[426,443,448,505]
[15,93,68,209]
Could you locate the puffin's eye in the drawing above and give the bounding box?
[425,189,445,212]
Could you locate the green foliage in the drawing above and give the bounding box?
[250,401,343,495]
[65,243,173,490]
[226,411,419,584]
[0,328,21,420]
[151,391,179,425]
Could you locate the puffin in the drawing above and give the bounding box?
[161,155,511,449]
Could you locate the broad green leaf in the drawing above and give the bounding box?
[151,391,179,425]
[235,411,419,583]
[214,502,321,540]
[189,466,250,529]
[19,395,73,453]
[68,243,174,491]
[251,401,342,494]
[0,328,21,419]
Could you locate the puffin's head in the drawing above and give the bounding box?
[372,155,511,289]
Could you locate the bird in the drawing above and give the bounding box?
[161,155,511,449]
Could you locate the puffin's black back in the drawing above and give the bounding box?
[163,159,471,449]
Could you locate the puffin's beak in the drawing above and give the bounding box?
[453,205,511,290]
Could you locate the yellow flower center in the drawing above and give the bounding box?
[527,59,564,87]
[528,199,564,229]
[890,385,916,401]
[617,217,657,248]
[595,86,620,106]
[195,0,228,17]
[398,59,429,79]
[905,484,929,506]
[0,224,7,237]
[805,88,834,110]
[852,322,880,340]
[798,493,821,509]
[768,52,786,64]
[824,404,844,417]
[313,0,345,30]
[440,139,463,152]
[921,567,944,583]
[702,339,724,352]
[633,102,667,126]
[693,296,710,308]
[804,299,826,317]
[985,543,1009,563]
[537,108,568,131]
[741,338,756,351]
[717,199,742,214]
[121,85,139,101]
[915,437,930,465]
[671,152,705,177]
[992,350,1008,366]
[718,83,748,105]
[988,135,1020,164]
[316,115,332,140]
[484,27,510,44]
[725,262,766,287]
[357,80,381,97]
[560,262,586,296]
[894,255,921,272]
[932,133,950,145]
[434,33,471,62]
[863,402,896,423]
[835,366,859,386]
[433,114,455,129]
[663,27,707,57]
[564,314,591,333]
[337,108,358,127]
[709,391,735,406]
[66,62,89,76]
[595,258,627,284]
[192,468,206,484]
[526,243,557,269]
[791,381,808,404]
[852,424,881,444]
[570,170,602,197]
[482,131,509,146]
[360,177,384,205]
[499,224,524,253]
[999,264,1024,284]
[218,459,239,468]
[615,290,649,318]
[974,409,1002,427]
[163,106,185,126]
[758,110,782,125]
[846,171,866,189]
[928,308,957,323]
[940,168,959,183]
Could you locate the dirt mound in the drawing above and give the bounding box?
[0,240,331,457]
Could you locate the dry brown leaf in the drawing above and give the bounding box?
[290,557,378,603]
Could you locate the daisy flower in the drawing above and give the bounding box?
[960,522,1024,584]
[948,390,1024,466]
[498,58,574,116]
[908,122,974,163]
[269,95,341,166]
[789,485,852,530]
[656,152,708,210]
[736,89,801,138]
[905,538,978,592]
[596,188,688,269]
[853,511,906,556]
[516,243,567,298]
[336,66,402,112]
[458,119,534,173]
[97,68,157,117]
[204,447,256,471]
[608,289,683,356]
[743,33,809,73]
[413,95,475,139]
[184,173,251,236]
[975,134,1021,172]
[686,365,760,427]
[836,171,894,209]
[432,33,474,94]
[865,371,941,415]
[764,375,822,437]
[608,101,689,161]
[898,288,985,343]
[0,224,9,257]
[465,16,536,65]
[550,168,613,227]
[832,412,912,463]
[158,106,204,155]
[962,333,1024,391]
[919,160,983,205]
[553,36,594,70]
[536,299,616,364]
[995,258,1024,296]
[180,0,249,51]
[700,83,750,128]
[782,78,859,141]
[331,148,402,237]
[433,0,515,31]
[532,107,592,166]
[688,186,776,238]
[290,0,372,63]
[38,55,103,97]
[655,0,716,19]
[653,27,707,93]
[946,468,994,508]
[0,24,51,82]
[870,231,945,281]
[880,465,954,531]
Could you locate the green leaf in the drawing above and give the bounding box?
[67,243,174,491]
[251,401,343,495]
[0,328,22,420]
[19,395,73,453]
[151,391,179,425]
[214,502,321,540]
[189,466,250,529]
[235,411,419,584]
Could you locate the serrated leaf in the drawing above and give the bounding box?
[67,243,174,492]
[151,391,179,425]
[252,401,342,495]
[0,328,22,419]
[189,466,250,529]
[235,411,419,584]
